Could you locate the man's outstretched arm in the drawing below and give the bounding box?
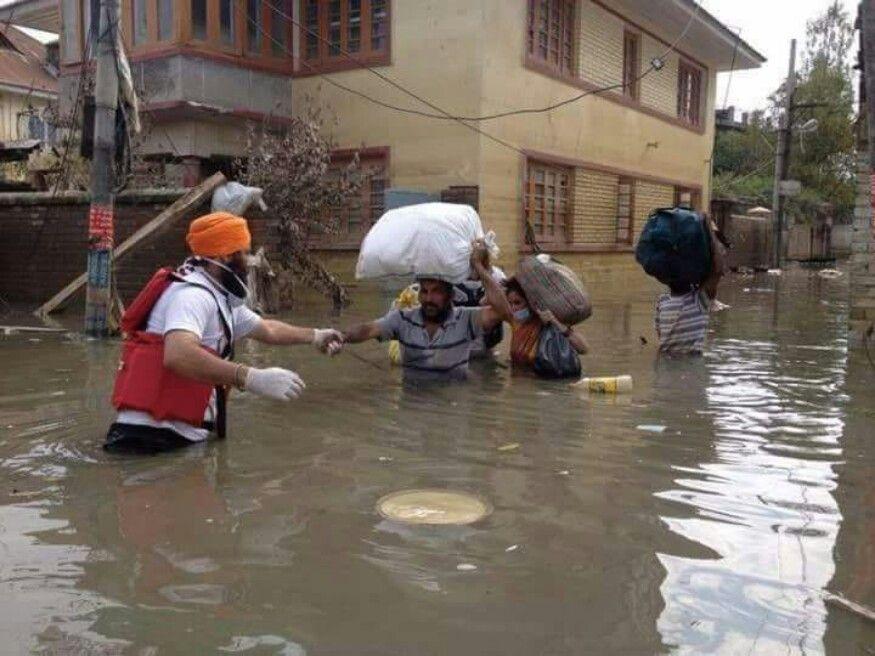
[341,321,384,344]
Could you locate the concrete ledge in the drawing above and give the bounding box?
[0,188,186,206]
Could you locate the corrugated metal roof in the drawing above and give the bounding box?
[0,25,57,95]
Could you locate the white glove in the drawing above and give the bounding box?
[313,328,343,355]
[245,367,305,401]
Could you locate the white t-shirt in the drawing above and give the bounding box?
[116,269,262,442]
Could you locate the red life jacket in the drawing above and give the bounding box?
[111,267,234,435]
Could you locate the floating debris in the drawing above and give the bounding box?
[637,425,667,434]
[378,456,393,462]
[497,442,520,452]
[456,563,477,571]
[377,489,492,525]
[505,544,519,552]
[818,269,843,279]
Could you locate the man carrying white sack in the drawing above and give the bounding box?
[341,240,512,381]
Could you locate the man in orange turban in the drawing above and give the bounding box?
[106,212,343,454]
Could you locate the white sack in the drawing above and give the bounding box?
[355,203,498,284]
[211,182,268,215]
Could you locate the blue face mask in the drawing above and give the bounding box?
[513,308,531,323]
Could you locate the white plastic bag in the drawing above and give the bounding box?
[355,203,498,283]
[211,182,268,215]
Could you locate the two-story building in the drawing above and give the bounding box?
[292,0,764,278]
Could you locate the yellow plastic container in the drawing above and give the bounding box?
[387,284,420,366]
[573,375,633,394]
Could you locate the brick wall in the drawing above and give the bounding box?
[561,167,673,249]
[849,150,875,344]
[571,169,619,244]
[577,0,624,89]
[0,191,276,308]
[633,181,674,244]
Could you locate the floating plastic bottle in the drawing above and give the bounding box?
[573,375,633,394]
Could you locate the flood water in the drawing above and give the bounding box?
[1,268,873,655]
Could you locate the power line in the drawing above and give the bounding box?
[722,27,741,110]
[246,8,525,155]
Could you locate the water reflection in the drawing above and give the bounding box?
[0,270,871,654]
[654,280,847,654]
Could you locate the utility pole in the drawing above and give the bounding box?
[771,38,796,269]
[84,0,120,336]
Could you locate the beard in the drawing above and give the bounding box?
[422,301,451,323]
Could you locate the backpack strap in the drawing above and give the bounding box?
[169,272,235,439]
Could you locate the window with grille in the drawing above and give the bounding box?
[300,0,390,72]
[616,177,634,244]
[677,61,703,126]
[524,160,570,244]
[622,31,639,100]
[526,0,575,75]
[129,0,173,46]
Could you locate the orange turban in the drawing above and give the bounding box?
[186,212,251,257]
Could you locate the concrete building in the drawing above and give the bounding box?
[292,0,765,277]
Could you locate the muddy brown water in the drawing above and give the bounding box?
[1,269,873,655]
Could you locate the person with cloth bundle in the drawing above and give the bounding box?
[655,215,725,355]
[340,240,511,381]
[503,277,589,376]
[106,212,343,454]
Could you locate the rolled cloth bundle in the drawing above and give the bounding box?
[515,255,592,326]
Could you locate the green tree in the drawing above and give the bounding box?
[712,112,776,204]
[785,1,856,221]
[712,1,856,220]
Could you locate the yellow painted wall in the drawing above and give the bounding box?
[477,0,717,266]
[291,0,486,196]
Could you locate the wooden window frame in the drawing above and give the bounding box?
[622,30,640,101]
[314,147,390,250]
[524,158,571,247]
[297,0,391,76]
[674,186,701,211]
[121,0,175,54]
[616,176,635,245]
[119,0,295,61]
[520,149,704,253]
[526,0,576,77]
[522,0,710,136]
[677,60,703,127]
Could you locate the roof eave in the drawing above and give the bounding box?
[675,0,767,70]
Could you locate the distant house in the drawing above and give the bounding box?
[0,24,58,149]
[715,106,749,132]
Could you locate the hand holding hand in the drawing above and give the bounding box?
[313,328,343,355]
[245,367,306,401]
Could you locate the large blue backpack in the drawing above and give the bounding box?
[635,207,711,290]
